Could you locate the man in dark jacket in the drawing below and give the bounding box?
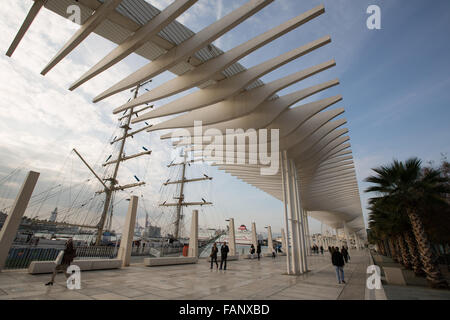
[331,247,346,284]
[220,241,229,270]
[256,243,261,260]
[341,246,350,263]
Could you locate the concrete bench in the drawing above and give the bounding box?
[144,256,198,267]
[382,266,406,285]
[28,259,122,274]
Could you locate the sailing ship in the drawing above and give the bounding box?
[0,83,224,255]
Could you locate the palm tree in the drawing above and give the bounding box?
[365,158,449,288]
[368,199,413,269]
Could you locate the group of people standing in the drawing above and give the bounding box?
[209,241,229,270]
[311,244,324,255]
[329,246,350,284]
[249,243,262,260]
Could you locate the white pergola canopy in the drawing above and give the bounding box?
[7,0,366,241]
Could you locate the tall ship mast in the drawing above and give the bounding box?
[160,151,212,240]
[73,81,153,245]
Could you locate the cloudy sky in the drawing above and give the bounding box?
[0,0,449,237]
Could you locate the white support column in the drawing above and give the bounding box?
[291,160,307,273]
[188,210,199,257]
[281,228,287,255]
[267,226,273,254]
[343,221,351,248]
[0,171,40,271]
[229,218,236,256]
[118,195,138,267]
[357,235,363,249]
[289,160,302,272]
[251,222,258,249]
[280,151,291,274]
[335,229,340,247]
[304,210,312,255]
[286,156,300,274]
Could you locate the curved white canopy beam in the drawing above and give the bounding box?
[113,4,326,114]
[70,0,198,90]
[42,0,125,75]
[134,37,331,124]
[93,0,273,101]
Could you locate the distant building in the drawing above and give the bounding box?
[49,208,58,222]
[143,225,161,238]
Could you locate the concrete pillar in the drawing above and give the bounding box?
[281,228,287,254]
[188,210,199,257]
[251,222,258,249]
[357,235,363,249]
[286,156,300,274]
[118,195,138,267]
[305,211,312,255]
[291,161,307,273]
[280,152,291,274]
[0,171,40,271]
[267,226,273,254]
[229,218,236,256]
[289,160,302,272]
[343,221,351,248]
[335,229,340,247]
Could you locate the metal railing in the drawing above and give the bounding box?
[76,246,117,260]
[5,247,60,269]
[4,246,118,270]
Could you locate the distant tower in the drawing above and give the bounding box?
[50,208,57,222]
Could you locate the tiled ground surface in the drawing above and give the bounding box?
[0,250,369,300]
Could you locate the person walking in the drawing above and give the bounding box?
[210,242,219,269]
[331,246,346,284]
[256,243,261,260]
[45,238,77,286]
[250,244,255,259]
[320,246,324,255]
[341,246,350,263]
[220,241,229,270]
[272,247,276,259]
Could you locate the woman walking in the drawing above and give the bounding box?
[45,238,77,286]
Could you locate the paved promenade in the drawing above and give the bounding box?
[0,250,370,300]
